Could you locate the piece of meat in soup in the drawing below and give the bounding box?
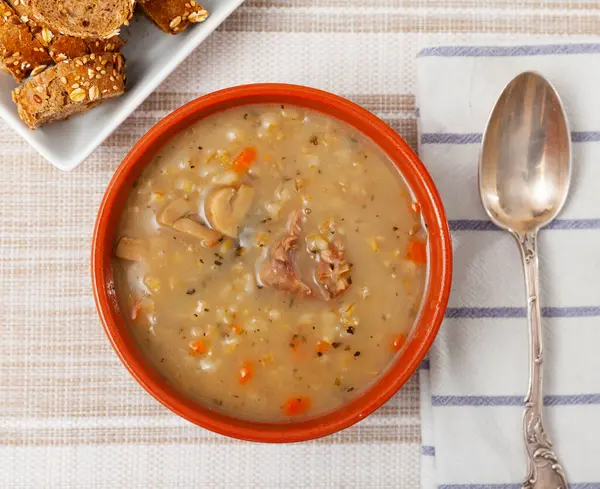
[315,239,352,299]
[259,210,312,296]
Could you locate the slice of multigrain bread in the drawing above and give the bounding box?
[12,52,125,129]
[139,0,208,34]
[7,1,125,62]
[0,0,51,81]
[24,0,135,39]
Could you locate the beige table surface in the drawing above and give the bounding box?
[1,1,599,488]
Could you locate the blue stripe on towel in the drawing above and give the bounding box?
[421,131,600,144]
[449,219,600,231]
[421,445,436,456]
[432,394,600,407]
[417,43,600,58]
[445,307,600,318]
[439,485,600,489]
[573,132,600,142]
[421,132,482,144]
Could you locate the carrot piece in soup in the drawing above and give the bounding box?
[231,324,243,335]
[406,238,427,264]
[232,146,257,173]
[283,396,311,416]
[315,340,331,357]
[238,361,253,384]
[189,339,207,355]
[392,333,407,352]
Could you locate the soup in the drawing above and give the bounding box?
[113,105,427,422]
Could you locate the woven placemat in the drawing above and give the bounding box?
[1,1,597,487]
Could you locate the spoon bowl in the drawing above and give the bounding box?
[479,71,571,234]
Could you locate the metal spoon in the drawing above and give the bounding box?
[479,71,571,489]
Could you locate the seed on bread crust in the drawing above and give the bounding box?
[169,16,182,29]
[105,28,120,39]
[188,10,208,23]
[41,27,53,45]
[88,85,99,101]
[30,63,46,76]
[69,87,86,101]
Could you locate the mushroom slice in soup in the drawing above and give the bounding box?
[115,237,146,261]
[172,218,222,247]
[205,184,255,238]
[259,210,312,297]
[158,198,191,226]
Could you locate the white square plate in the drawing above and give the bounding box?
[0,0,244,171]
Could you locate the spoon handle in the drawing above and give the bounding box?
[515,231,568,489]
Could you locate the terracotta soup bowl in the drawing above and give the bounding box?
[92,84,452,442]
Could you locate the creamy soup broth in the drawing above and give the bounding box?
[113,104,427,421]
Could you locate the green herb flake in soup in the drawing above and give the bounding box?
[112,104,427,422]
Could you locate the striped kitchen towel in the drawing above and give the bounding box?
[416,43,600,489]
